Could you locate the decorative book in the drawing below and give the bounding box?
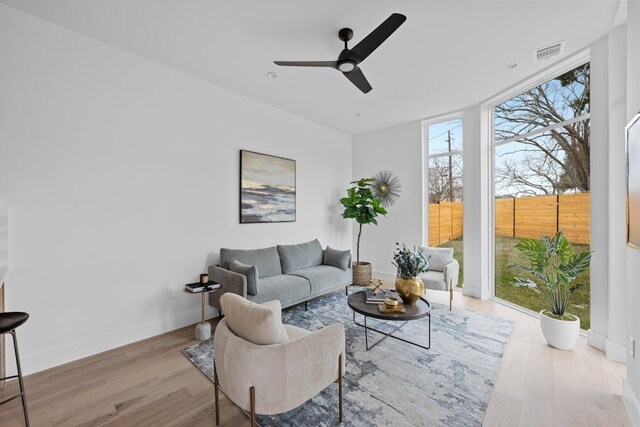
[365,288,389,304]
[378,303,406,314]
[185,281,221,293]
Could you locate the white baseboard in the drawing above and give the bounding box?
[587,329,607,351]
[5,306,219,376]
[624,379,640,427]
[461,285,492,300]
[606,340,628,363]
[587,330,628,362]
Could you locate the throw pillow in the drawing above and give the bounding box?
[219,293,288,345]
[323,246,351,271]
[220,246,282,278]
[419,246,454,272]
[229,259,259,296]
[276,239,324,273]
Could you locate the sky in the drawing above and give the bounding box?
[427,119,463,155]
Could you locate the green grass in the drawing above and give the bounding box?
[436,236,591,330]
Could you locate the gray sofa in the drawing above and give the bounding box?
[208,239,352,311]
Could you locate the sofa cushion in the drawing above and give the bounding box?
[219,293,288,345]
[220,246,282,278]
[323,246,351,271]
[276,239,324,273]
[289,265,351,296]
[248,274,311,305]
[419,246,454,272]
[229,259,259,296]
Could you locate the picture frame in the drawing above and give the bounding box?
[239,150,296,223]
[627,111,640,247]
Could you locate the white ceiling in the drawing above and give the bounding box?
[0,0,620,135]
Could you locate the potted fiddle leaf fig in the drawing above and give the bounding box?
[340,177,387,285]
[512,231,592,350]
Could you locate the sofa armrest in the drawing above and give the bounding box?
[208,265,247,310]
[443,259,460,290]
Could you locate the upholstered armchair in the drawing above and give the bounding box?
[213,293,345,426]
[418,246,459,310]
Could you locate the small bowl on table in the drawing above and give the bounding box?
[384,297,399,308]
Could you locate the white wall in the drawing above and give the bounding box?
[588,30,628,362]
[624,1,640,424]
[588,35,611,351]
[351,122,422,278]
[461,105,491,299]
[0,6,352,375]
[0,207,7,283]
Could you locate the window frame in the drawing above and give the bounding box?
[421,113,464,267]
[485,51,590,306]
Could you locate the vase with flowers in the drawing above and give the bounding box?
[392,243,429,306]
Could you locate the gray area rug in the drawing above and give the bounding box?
[182,291,513,426]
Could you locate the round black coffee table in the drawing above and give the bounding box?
[347,290,431,351]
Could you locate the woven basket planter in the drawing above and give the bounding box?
[352,262,372,286]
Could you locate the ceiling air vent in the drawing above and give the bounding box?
[534,41,564,62]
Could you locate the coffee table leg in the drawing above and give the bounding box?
[352,312,429,350]
[428,312,431,349]
[364,316,368,350]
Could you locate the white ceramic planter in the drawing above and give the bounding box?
[539,310,580,350]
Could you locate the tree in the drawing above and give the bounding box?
[428,155,463,203]
[494,63,590,195]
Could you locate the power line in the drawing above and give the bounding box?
[428,122,462,141]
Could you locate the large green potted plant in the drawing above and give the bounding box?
[513,231,592,350]
[340,177,387,285]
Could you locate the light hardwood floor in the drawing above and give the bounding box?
[0,286,631,426]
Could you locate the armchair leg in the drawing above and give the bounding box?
[449,278,453,311]
[214,363,220,426]
[250,386,256,427]
[337,353,343,423]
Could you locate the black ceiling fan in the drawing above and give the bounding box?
[273,13,407,94]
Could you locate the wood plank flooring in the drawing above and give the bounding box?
[0,286,631,426]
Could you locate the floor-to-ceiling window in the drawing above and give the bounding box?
[492,62,591,329]
[425,118,464,286]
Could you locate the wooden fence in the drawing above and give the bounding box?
[428,193,591,246]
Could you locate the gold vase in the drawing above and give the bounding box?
[395,276,425,306]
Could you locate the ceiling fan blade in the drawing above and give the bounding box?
[348,13,406,64]
[343,66,372,94]
[274,61,337,68]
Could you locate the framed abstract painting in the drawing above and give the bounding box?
[240,150,296,223]
[627,112,640,247]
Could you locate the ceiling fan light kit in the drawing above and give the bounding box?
[274,13,407,94]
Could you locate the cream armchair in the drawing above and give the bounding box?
[418,246,460,310]
[213,293,345,426]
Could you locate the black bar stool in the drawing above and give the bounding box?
[0,312,30,426]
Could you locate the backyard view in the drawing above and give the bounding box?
[427,63,591,329]
[437,236,589,328]
[427,118,463,285]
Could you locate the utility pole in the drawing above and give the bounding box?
[447,130,453,201]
